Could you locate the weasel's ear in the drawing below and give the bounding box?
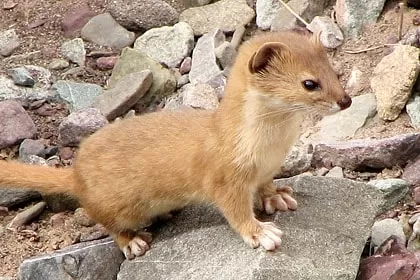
[248,42,291,74]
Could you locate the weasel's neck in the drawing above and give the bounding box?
[216,87,303,171]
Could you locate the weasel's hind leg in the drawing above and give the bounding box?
[112,230,153,260]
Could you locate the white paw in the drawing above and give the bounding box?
[122,236,150,260]
[255,222,283,251]
[263,187,297,214]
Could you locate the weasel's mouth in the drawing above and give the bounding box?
[337,94,352,110]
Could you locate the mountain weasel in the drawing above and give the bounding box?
[0,31,351,259]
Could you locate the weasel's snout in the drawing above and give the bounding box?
[337,94,352,110]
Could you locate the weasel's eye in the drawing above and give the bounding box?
[302,80,319,91]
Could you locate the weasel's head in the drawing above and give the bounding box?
[246,32,351,115]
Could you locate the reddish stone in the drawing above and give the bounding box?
[62,4,96,38]
[96,56,117,70]
[59,147,74,160]
[312,133,420,170]
[414,187,420,205]
[403,155,420,187]
[358,236,420,280]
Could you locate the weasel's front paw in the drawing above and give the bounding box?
[262,186,297,214]
[242,221,283,251]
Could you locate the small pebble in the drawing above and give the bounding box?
[59,147,74,160]
[74,207,95,227]
[179,57,192,75]
[8,67,35,87]
[413,187,420,205]
[96,56,117,70]
[50,212,66,227]
[49,58,70,70]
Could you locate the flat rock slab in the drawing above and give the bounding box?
[118,176,384,280]
[0,189,41,208]
[18,238,124,280]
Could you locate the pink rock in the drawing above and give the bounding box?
[62,4,96,38]
[403,155,420,187]
[358,236,420,280]
[96,56,117,70]
[0,100,36,149]
[312,133,420,170]
[179,57,192,75]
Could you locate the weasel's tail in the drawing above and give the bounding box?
[0,160,75,195]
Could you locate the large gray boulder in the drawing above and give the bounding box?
[117,176,384,279]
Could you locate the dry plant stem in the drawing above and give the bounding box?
[278,0,309,27]
[343,44,399,54]
[398,2,405,40]
[8,202,46,229]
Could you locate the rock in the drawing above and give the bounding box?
[74,208,95,227]
[107,0,178,31]
[179,0,255,36]
[311,93,376,143]
[58,108,108,146]
[215,41,236,70]
[307,16,344,49]
[270,0,328,31]
[407,93,420,128]
[81,13,135,49]
[8,201,46,229]
[19,139,47,160]
[61,3,97,37]
[371,219,406,249]
[162,0,213,12]
[189,29,224,84]
[400,27,420,47]
[52,80,103,112]
[49,58,70,70]
[335,0,387,37]
[367,179,410,210]
[414,187,420,205]
[230,25,246,50]
[0,189,41,208]
[279,142,312,178]
[0,75,54,102]
[177,74,190,88]
[95,71,153,120]
[134,22,194,68]
[117,176,383,279]
[60,38,86,66]
[8,67,35,87]
[59,147,74,160]
[0,100,36,149]
[358,235,420,280]
[403,155,420,187]
[24,65,53,89]
[0,29,20,56]
[21,154,48,165]
[18,238,124,280]
[96,56,117,70]
[50,212,66,227]
[180,83,219,109]
[371,45,420,121]
[108,48,177,110]
[256,0,282,30]
[325,166,344,178]
[345,66,363,94]
[312,133,420,170]
[179,57,192,75]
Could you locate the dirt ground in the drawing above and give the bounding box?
[0,0,419,278]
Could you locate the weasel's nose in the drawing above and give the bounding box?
[337,94,352,110]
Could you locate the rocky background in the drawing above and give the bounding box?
[0,0,420,279]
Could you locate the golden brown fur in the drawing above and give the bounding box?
[0,31,351,259]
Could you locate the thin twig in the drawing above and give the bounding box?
[398,1,405,40]
[3,50,41,62]
[278,0,309,27]
[343,44,399,54]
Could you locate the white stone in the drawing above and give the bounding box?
[134,22,195,68]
